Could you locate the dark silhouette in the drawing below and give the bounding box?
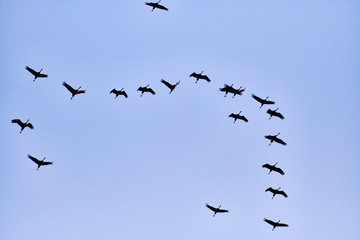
[63,81,86,99]
[138,85,156,96]
[161,79,180,94]
[27,154,53,170]
[190,71,211,83]
[267,108,284,120]
[252,94,275,108]
[229,111,248,123]
[265,133,287,146]
[145,0,168,11]
[219,84,245,97]
[262,162,285,175]
[110,88,128,99]
[264,218,289,231]
[11,119,34,133]
[265,187,288,199]
[25,66,48,82]
[206,204,228,217]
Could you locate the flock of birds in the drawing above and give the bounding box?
[11,1,291,233]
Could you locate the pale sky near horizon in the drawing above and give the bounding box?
[1,1,360,239]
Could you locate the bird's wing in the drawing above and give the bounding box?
[156,4,168,10]
[202,75,211,82]
[110,89,116,94]
[276,138,287,146]
[161,79,172,89]
[275,167,285,175]
[264,100,275,104]
[264,218,276,226]
[28,154,40,164]
[240,116,248,122]
[252,94,263,102]
[217,209,228,213]
[77,90,86,94]
[41,161,53,166]
[11,119,22,125]
[275,112,284,119]
[279,191,288,197]
[123,91,128,98]
[277,223,288,227]
[265,187,272,192]
[25,66,37,76]
[149,88,156,95]
[38,73,48,78]
[229,113,235,118]
[27,123,34,129]
[63,82,75,93]
[206,204,217,212]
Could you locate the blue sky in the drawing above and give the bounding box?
[1,1,360,239]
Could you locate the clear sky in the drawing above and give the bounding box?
[1,1,360,239]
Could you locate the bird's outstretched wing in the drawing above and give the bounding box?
[206,204,217,212]
[25,66,37,76]
[252,94,263,103]
[148,88,156,95]
[264,99,275,105]
[161,79,172,89]
[275,112,284,119]
[63,82,75,93]
[217,208,228,213]
[277,222,288,227]
[122,91,128,98]
[11,119,23,126]
[38,73,48,78]
[264,218,276,226]
[156,4,168,10]
[279,191,288,198]
[201,75,211,82]
[27,123,34,129]
[41,161,53,166]
[28,154,41,164]
[240,116,248,122]
[275,167,285,175]
[276,138,287,146]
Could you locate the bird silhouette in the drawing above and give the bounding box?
[252,94,275,108]
[11,119,34,133]
[265,133,287,146]
[265,187,288,199]
[63,81,86,99]
[229,111,248,123]
[205,204,229,217]
[25,66,48,82]
[27,154,53,170]
[138,85,156,96]
[219,84,245,97]
[145,0,168,11]
[262,162,285,175]
[110,88,128,99]
[190,71,211,83]
[161,79,180,94]
[264,218,289,231]
[267,108,284,120]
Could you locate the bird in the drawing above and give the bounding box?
[189,71,211,83]
[145,0,168,11]
[267,108,284,120]
[264,218,289,231]
[110,88,128,99]
[205,204,229,217]
[252,94,275,108]
[219,84,245,97]
[138,85,156,96]
[27,154,53,170]
[25,66,48,82]
[262,162,285,175]
[161,79,180,94]
[11,119,34,133]
[229,111,248,123]
[265,187,288,199]
[265,133,287,146]
[63,81,86,99]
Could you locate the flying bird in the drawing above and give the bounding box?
[265,133,287,146]
[110,88,128,99]
[161,79,180,94]
[262,162,285,175]
[63,81,86,99]
[206,204,229,217]
[264,218,289,231]
[138,85,156,96]
[229,111,248,123]
[27,154,53,170]
[190,71,211,83]
[11,119,34,133]
[267,108,284,120]
[252,94,275,108]
[265,187,288,199]
[145,0,168,11]
[219,84,245,97]
[25,66,48,82]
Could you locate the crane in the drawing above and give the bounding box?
[11,119,34,133]
[262,162,285,175]
[190,71,211,83]
[265,187,288,199]
[145,1,168,11]
[161,79,180,94]
[25,66,48,82]
[219,84,245,97]
[229,111,248,123]
[265,133,287,146]
[27,154,53,170]
[110,88,128,99]
[252,94,275,108]
[264,218,288,231]
[205,204,228,217]
[63,81,86,99]
[267,108,284,120]
[138,85,156,96]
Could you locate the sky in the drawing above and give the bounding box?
[1,1,360,239]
